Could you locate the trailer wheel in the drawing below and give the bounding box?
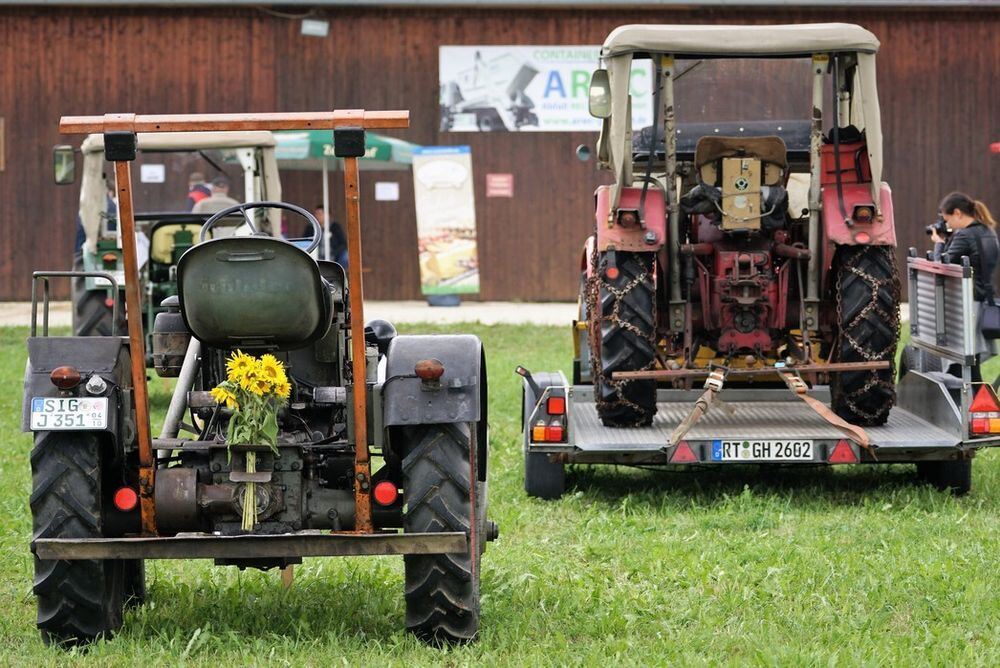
[402,423,480,644]
[522,375,566,499]
[831,245,900,426]
[916,459,972,495]
[71,253,126,337]
[591,251,657,427]
[30,432,124,646]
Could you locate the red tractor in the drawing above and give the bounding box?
[578,23,899,428]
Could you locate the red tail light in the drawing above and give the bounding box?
[546,396,566,415]
[50,366,82,390]
[828,439,858,464]
[669,441,698,463]
[113,487,139,512]
[372,481,399,507]
[414,358,444,381]
[969,385,1000,434]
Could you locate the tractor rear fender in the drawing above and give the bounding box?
[822,181,896,247]
[581,235,596,279]
[595,185,667,252]
[383,334,487,480]
[383,334,485,427]
[21,336,133,439]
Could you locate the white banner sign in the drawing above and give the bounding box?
[440,45,653,132]
[412,146,479,295]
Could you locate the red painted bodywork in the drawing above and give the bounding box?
[594,185,667,252]
[821,181,896,247]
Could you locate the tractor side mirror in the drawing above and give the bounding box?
[53,145,76,185]
[588,69,612,119]
[575,145,592,162]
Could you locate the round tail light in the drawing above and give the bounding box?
[50,366,82,390]
[372,481,399,507]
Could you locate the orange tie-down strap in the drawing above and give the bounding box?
[778,372,874,456]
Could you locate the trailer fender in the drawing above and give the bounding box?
[21,336,133,438]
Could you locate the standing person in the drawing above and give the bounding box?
[314,204,349,267]
[193,176,239,214]
[186,171,211,211]
[931,191,999,381]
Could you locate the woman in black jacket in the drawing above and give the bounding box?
[931,191,998,380]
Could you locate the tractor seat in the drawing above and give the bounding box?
[694,135,788,187]
[176,236,332,350]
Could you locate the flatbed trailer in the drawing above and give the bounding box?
[521,251,1000,498]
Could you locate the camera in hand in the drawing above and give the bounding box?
[926,215,950,237]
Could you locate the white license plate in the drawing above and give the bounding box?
[30,397,108,430]
[711,439,814,462]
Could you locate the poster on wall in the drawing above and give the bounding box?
[412,146,479,295]
[439,45,653,132]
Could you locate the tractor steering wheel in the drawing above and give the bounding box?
[201,201,322,254]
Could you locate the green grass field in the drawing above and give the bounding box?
[0,324,997,666]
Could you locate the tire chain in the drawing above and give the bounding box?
[586,245,657,426]
[835,246,901,422]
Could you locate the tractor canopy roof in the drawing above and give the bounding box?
[81,131,277,153]
[78,131,282,251]
[597,22,884,211]
[601,23,879,58]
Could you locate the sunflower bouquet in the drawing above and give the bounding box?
[210,351,291,531]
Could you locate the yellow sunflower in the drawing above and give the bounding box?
[273,379,292,400]
[226,350,255,383]
[210,385,239,409]
[250,376,272,396]
[259,354,286,383]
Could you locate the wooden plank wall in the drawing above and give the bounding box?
[0,6,997,301]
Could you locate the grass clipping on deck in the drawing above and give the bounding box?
[211,351,291,531]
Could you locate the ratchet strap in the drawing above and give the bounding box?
[669,368,727,445]
[778,371,873,454]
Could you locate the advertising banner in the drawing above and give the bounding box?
[439,45,653,132]
[412,146,479,295]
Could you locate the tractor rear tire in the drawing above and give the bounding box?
[71,253,125,337]
[30,432,124,646]
[123,560,146,608]
[402,423,481,644]
[592,251,657,427]
[831,245,900,426]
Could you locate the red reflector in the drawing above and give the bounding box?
[669,441,698,463]
[605,266,619,280]
[113,487,139,512]
[971,418,990,434]
[828,439,858,464]
[545,425,564,442]
[853,231,871,244]
[50,366,82,390]
[414,358,445,381]
[104,297,115,308]
[101,252,118,264]
[372,481,399,506]
[969,385,1000,412]
[546,396,566,415]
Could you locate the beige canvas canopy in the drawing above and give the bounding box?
[78,131,282,251]
[597,23,884,208]
[601,23,880,58]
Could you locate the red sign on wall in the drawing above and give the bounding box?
[486,173,514,198]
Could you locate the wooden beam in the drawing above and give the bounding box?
[59,110,408,134]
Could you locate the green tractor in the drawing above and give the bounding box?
[57,131,283,366]
[26,111,494,646]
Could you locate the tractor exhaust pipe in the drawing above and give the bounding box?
[158,338,202,457]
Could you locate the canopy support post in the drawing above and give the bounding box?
[322,158,331,261]
[805,54,826,330]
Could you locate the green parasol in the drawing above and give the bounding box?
[274,130,418,171]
